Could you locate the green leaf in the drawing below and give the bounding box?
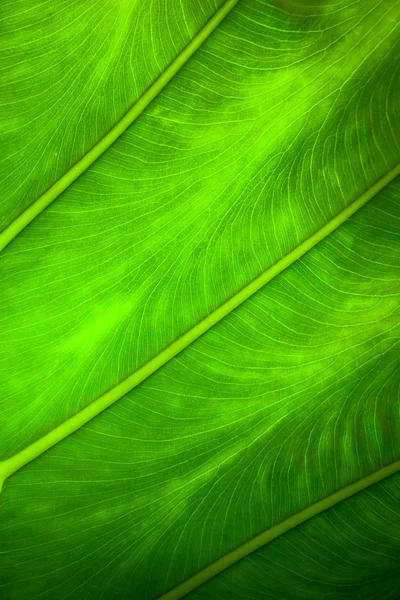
[0,1,399,599]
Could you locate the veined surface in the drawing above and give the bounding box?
[0,0,399,598]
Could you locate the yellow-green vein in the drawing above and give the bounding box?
[0,161,398,494]
[0,0,239,254]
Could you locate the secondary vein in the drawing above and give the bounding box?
[0,0,239,254]
[0,161,398,493]
[156,458,400,600]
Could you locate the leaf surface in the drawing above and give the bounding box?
[0,0,399,598]
[0,0,228,229]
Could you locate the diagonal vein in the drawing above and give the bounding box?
[0,161,398,493]
[156,458,400,600]
[0,0,239,254]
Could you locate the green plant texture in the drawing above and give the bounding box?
[0,0,399,598]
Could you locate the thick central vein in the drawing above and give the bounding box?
[0,0,239,254]
[0,161,398,493]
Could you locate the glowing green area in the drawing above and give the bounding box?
[1,162,398,488]
[0,0,239,252]
[0,0,399,598]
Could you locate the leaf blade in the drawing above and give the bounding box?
[158,459,400,600]
[1,174,398,598]
[1,0,399,597]
[0,0,239,252]
[1,161,399,487]
[1,0,399,461]
[184,472,400,600]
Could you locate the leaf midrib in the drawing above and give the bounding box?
[1,160,399,493]
[0,0,240,254]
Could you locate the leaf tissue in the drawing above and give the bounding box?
[0,0,399,598]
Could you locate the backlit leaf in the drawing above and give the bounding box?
[0,1,399,598]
